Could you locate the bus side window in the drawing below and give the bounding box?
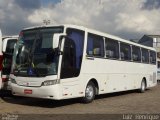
[61,28,85,79]
[120,42,131,61]
[87,33,104,57]
[150,51,156,64]
[6,39,17,54]
[132,46,141,62]
[105,38,119,59]
[142,48,149,63]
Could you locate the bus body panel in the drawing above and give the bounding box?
[61,77,82,99]
[82,58,157,95]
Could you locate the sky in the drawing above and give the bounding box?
[0,0,160,40]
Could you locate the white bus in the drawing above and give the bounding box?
[10,25,157,103]
[1,36,18,90]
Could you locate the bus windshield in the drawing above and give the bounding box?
[12,27,63,77]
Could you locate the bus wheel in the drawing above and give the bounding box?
[140,80,146,93]
[82,82,96,103]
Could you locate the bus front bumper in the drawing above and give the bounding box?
[11,83,62,100]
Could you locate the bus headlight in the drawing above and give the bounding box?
[42,80,60,86]
[10,78,17,84]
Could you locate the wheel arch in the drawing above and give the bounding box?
[142,77,147,88]
[87,78,99,95]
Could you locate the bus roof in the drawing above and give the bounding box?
[2,35,18,40]
[22,24,156,51]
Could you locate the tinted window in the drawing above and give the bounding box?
[120,43,131,61]
[61,28,84,79]
[158,61,160,68]
[132,46,141,62]
[105,38,119,59]
[150,51,156,64]
[13,27,63,77]
[87,33,104,57]
[142,48,149,63]
[6,39,17,54]
[3,39,17,75]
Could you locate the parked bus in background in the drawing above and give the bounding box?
[1,36,18,90]
[0,29,2,89]
[10,25,157,103]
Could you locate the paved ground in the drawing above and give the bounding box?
[0,84,160,115]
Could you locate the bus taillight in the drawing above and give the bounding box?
[2,78,7,82]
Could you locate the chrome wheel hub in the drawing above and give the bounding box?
[85,85,94,100]
[141,82,145,91]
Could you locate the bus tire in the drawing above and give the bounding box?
[139,80,146,93]
[82,81,96,103]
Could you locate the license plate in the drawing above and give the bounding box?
[24,89,32,94]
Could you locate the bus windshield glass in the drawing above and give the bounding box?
[12,27,63,77]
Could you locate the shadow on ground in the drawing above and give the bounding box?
[0,88,144,108]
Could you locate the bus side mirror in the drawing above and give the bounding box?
[52,34,66,56]
[53,33,67,50]
[2,39,7,53]
[53,34,62,49]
